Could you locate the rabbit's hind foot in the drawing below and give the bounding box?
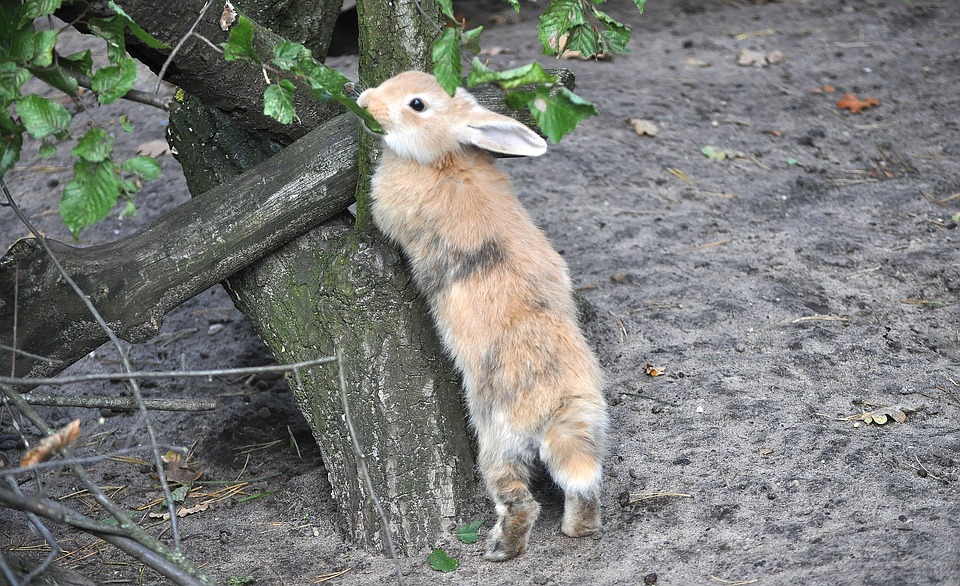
[483,496,541,562]
[562,492,600,537]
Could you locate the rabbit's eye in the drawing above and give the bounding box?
[409,98,425,112]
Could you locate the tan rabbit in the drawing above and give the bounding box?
[357,71,608,561]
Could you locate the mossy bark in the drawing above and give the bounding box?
[166,1,477,552]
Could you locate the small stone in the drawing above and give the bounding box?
[644,572,658,585]
[207,323,225,335]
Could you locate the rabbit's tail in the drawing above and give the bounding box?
[540,396,607,497]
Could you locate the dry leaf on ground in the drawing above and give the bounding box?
[702,145,743,161]
[844,405,915,426]
[644,363,665,377]
[628,118,659,137]
[836,93,881,114]
[137,139,172,158]
[737,49,787,67]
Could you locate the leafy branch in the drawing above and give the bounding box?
[220,15,384,133]
[1,0,171,237]
[429,0,647,143]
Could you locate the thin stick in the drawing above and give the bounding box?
[0,356,336,388]
[155,0,215,94]
[21,394,218,411]
[334,350,404,586]
[62,69,173,111]
[1,180,181,551]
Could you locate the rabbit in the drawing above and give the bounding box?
[357,71,608,561]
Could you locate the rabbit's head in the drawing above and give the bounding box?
[357,71,547,165]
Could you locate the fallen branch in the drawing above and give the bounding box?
[21,394,218,411]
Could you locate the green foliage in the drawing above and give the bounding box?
[244,34,384,132]
[1,0,167,236]
[467,59,555,90]
[264,79,297,124]
[455,519,483,544]
[222,15,259,63]
[90,58,138,105]
[430,0,645,143]
[427,548,459,572]
[538,0,632,57]
[15,95,70,139]
[73,127,114,162]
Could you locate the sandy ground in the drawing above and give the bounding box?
[2,0,959,584]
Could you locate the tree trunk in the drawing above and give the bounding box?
[161,0,478,554]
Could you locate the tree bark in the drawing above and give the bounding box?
[167,82,478,557]
[56,0,344,142]
[0,113,358,385]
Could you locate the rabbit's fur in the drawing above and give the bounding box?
[358,71,608,561]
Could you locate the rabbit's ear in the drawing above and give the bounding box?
[457,107,548,157]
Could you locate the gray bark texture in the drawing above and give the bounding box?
[163,0,478,553]
[0,113,357,385]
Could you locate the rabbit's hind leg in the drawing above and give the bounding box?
[479,439,540,561]
[540,400,605,538]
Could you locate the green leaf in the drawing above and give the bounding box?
[633,0,647,13]
[273,40,311,70]
[295,58,384,133]
[16,95,71,139]
[461,26,484,55]
[38,141,57,159]
[592,6,631,54]
[121,155,162,180]
[119,114,134,132]
[0,111,24,178]
[565,24,599,57]
[0,63,32,106]
[90,57,137,105]
[72,127,114,162]
[427,548,459,572]
[508,86,597,143]
[263,79,297,124]
[9,27,38,62]
[61,49,94,76]
[60,160,123,238]
[538,0,587,55]
[432,27,462,96]
[120,200,137,219]
[222,16,259,63]
[466,58,556,90]
[436,0,455,19]
[32,30,59,67]
[506,0,521,11]
[107,1,171,50]
[170,483,191,503]
[22,0,62,19]
[87,16,128,64]
[701,145,741,161]
[455,519,483,544]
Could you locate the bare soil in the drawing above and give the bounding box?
[3,1,959,585]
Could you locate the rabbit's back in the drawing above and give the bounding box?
[371,149,602,430]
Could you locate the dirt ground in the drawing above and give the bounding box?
[2,0,959,584]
